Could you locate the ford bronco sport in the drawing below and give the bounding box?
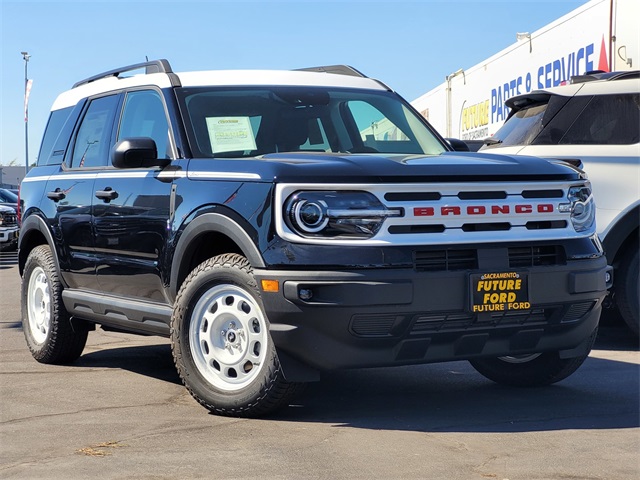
[19,60,612,417]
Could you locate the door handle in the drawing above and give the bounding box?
[47,188,66,202]
[95,187,118,202]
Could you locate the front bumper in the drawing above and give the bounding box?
[0,227,19,246]
[255,256,612,374]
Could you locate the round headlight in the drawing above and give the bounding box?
[567,185,595,232]
[291,199,329,233]
[284,190,402,239]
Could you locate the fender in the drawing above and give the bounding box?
[18,213,62,281]
[601,204,640,264]
[169,212,266,299]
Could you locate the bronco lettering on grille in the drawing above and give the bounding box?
[413,204,554,217]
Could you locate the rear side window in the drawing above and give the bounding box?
[70,95,119,168]
[37,107,73,166]
[549,94,640,145]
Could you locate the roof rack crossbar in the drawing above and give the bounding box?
[295,64,369,78]
[72,59,174,89]
[570,70,640,84]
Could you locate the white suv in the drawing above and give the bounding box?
[481,71,640,335]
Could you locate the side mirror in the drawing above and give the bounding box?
[445,138,470,152]
[111,138,170,169]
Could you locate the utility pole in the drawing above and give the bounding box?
[21,51,32,175]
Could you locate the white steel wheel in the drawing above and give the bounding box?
[21,244,88,364]
[189,284,268,391]
[171,253,302,417]
[496,353,542,364]
[26,265,51,344]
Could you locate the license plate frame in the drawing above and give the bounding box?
[470,272,530,313]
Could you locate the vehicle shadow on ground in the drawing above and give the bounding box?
[277,354,639,433]
[276,325,639,432]
[74,343,182,386]
[59,326,640,433]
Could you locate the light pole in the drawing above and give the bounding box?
[21,51,31,174]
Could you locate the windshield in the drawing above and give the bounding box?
[0,188,18,203]
[176,86,446,158]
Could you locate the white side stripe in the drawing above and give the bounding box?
[22,169,260,182]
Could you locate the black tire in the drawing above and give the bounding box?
[616,245,639,336]
[171,253,301,417]
[469,328,598,387]
[21,244,88,364]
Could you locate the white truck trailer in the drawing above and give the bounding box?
[411,0,639,140]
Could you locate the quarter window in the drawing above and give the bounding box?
[555,94,640,145]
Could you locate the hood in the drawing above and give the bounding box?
[186,151,582,184]
[0,204,16,213]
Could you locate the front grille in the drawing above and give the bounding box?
[508,245,565,267]
[0,213,18,227]
[414,249,477,272]
[277,181,589,247]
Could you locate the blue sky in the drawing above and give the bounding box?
[0,0,585,166]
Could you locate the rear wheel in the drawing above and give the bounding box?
[617,245,639,336]
[469,328,598,387]
[171,253,301,417]
[21,245,88,363]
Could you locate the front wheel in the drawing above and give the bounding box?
[21,245,88,363]
[171,253,301,417]
[469,328,598,387]
[616,245,639,336]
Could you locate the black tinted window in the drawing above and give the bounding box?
[70,95,119,168]
[553,94,640,145]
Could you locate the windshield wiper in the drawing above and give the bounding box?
[483,137,503,146]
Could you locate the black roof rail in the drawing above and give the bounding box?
[570,70,640,84]
[295,64,368,78]
[72,59,180,88]
[295,64,393,92]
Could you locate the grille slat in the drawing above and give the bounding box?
[508,245,565,267]
[411,308,552,335]
[413,245,565,272]
[350,303,596,338]
[414,249,477,272]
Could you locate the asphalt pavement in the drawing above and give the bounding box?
[1,250,638,480]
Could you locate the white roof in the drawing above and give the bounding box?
[51,69,387,111]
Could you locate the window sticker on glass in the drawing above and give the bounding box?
[206,116,257,153]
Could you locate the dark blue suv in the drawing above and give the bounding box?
[18,60,612,417]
